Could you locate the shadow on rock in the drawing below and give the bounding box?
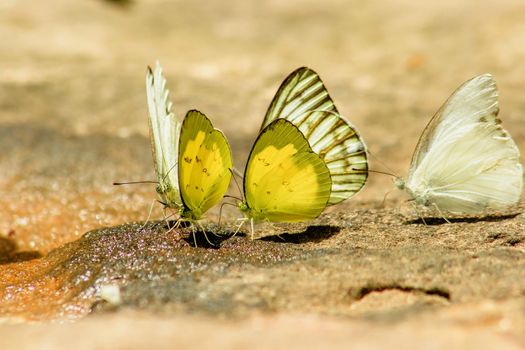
[183,229,240,249]
[157,220,242,249]
[405,213,520,226]
[0,237,42,264]
[260,225,340,244]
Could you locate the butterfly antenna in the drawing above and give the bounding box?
[367,151,401,179]
[228,168,245,201]
[161,162,179,183]
[351,168,398,178]
[308,108,401,180]
[223,195,243,201]
[218,202,240,226]
[113,180,158,186]
[231,167,244,180]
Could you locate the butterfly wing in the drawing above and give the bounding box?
[178,110,233,220]
[262,67,368,205]
[406,74,523,213]
[146,62,183,208]
[243,119,332,222]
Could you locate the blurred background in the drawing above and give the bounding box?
[1,0,524,253]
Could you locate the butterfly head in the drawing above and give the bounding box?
[396,178,432,207]
[238,201,249,212]
[179,206,201,221]
[238,201,265,222]
[405,185,431,207]
[394,177,406,190]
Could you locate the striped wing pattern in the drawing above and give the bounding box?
[146,62,183,208]
[262,67,368,205]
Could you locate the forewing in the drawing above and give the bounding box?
[244,119,332,222]
[262,67,338,130]
[410,74,499,174]
[407,74,522,213]
[146,62,182,207]
[178,110,233,219]
[262,67,367,204]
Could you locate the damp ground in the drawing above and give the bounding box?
[1,0,525,349]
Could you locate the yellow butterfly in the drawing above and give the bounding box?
[261,67,368,205]
[238,118,332,237]
[146,62,232,232]
[237,67,367,237]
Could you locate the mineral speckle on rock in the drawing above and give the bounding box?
[1,0,525,348]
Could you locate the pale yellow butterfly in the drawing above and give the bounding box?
[395,74,522,216]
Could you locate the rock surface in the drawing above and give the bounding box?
[1,0,525,348]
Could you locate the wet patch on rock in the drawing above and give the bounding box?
[1,208,524,323]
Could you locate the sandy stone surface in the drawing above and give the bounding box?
[1,0,525,348]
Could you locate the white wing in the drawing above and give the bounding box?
[146,61,182,207]
[262,67,368,205]
[406,74,522,213]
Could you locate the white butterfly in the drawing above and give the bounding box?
[396,74,523,215]
[146,61,183,209]
[145,62,233,223]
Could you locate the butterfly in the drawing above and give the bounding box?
[260,67,368,205]
[146,62,232,230]
[238,118,333,236]
[395,74,523,218]
[236,68,369,237]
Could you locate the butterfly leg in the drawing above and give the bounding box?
[217,202,227,227]
[250,218,255,240]
[159,206,179,232]
[268,221,285,241]
[411,202,427,226]
[198,221,215,246]
[165,218,181,234]
[271,233,286,241]
[381,189,393,208]
[218,202,242,227]
[191,224,198,248]
[138,199,157,232]
[232,218,248,238]
[433,203,451,224]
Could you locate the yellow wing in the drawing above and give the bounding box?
[242,119,332,222]
[178,110,232,220]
